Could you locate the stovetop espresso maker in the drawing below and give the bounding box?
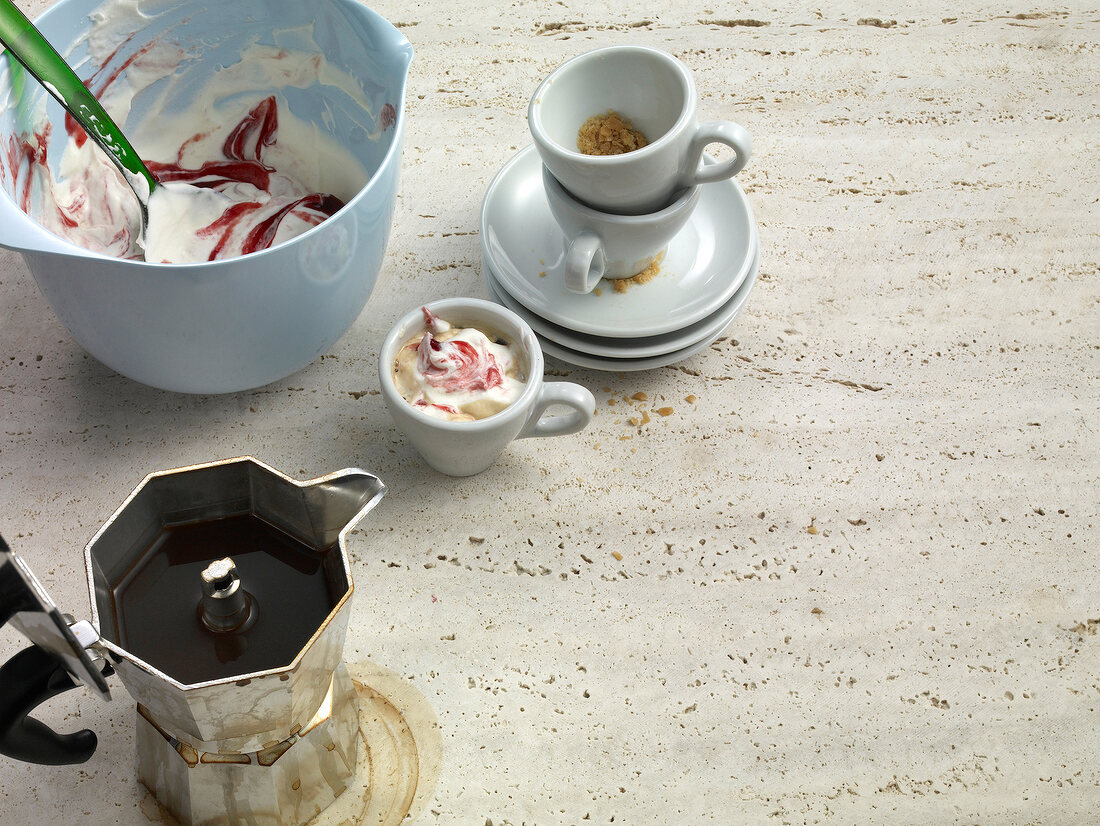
[0,457,386,826]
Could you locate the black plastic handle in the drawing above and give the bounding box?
[0,643,98,764]
[0,534,102,765]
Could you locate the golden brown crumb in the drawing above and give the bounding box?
[612,551,624,561]
[577,110,649,155]
[685,394,697,404]
[631,392,648,401]
[612,251,664,293]
[656,406,674,416]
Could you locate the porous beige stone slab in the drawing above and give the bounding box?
[1,1,1097,824]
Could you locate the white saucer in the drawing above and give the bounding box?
[484,242,760,359]
[480,144,757,339]
[485,263,758,371]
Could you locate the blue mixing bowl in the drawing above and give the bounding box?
[0,0,412,393]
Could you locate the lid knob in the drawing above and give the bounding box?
[199,558,252,633]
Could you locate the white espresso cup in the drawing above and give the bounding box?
[379,298,596,476]
[528,45,752,215]
[543,166,701,295]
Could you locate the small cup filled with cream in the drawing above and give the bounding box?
[379,298,595,476]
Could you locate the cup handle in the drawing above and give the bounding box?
[682,121,752,186]
[518,382,595,439]
[564,232,606,294]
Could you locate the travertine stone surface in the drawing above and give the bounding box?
[1,2,1097,824]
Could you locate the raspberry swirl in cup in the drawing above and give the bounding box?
[391,308,526,421]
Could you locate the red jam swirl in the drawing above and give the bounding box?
[6,48,348,261]
[414,333,505,394]
[143,96,345,260]
[391,308,525,422]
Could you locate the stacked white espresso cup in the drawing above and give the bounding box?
[479,45,761,371]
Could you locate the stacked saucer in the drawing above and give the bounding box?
[479,145,760,371]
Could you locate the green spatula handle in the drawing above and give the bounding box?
[0,0,156,202]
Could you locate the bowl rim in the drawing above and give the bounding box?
[0,0,413,269]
